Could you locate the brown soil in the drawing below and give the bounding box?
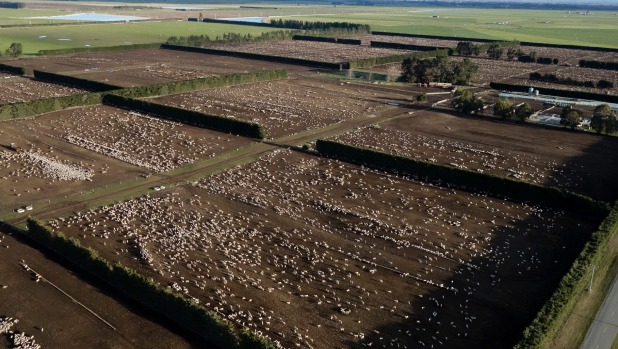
[49,150,598,349]
[216,40,412,63]
[0,73,86,105]
[154,76,418,138]
[0,105,250,212]
[0,226,198,349]
[5,49,315,87]
[332,110,618,202]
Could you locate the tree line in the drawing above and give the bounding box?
[268,19,370,33]
[558,104,617,133]
[167,31,296,47]
[453,41,559,64]
[400,55,478,85]
[493,98,617,134]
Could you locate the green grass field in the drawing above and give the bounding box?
[0,21,278,54]
[1,4,617,54]
[279,7,618,48]
[1,4,617,55]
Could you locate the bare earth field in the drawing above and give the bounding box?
[154,76,413,138]
[352,34,484,48]
[450,57,548,85]
[47,149,597,349]
[217,40,412,63]
[332,111,618,202]
[0,73,86,104]
[347,35,606,64]
[0,226,198,349]
[4,49,314,86]
[0,105,250,212]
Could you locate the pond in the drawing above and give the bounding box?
[220,17,266,23]
[31,13,147,22]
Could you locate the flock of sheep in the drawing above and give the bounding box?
[0,74,84,105]
[53,106,237,173]
[0,317,41,349]
[333,127,582,188]
[219,40,410,63]
[160,78,388,138]
[47,149,575,349]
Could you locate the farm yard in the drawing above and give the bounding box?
[0,73,86,105]
[0,105,250,210]
[0,224,198,349]
[47,149,598,349]
[0,7,617,349]
[217,40,412,63]
[331,112,618,202]
[154,76,412,138]
[4,49,313,86]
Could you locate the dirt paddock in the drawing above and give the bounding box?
[5,49,315,87]
[0,105,250,213]
[332,110,618,202]
[48,150,598,349]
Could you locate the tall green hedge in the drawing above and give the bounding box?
[0,62,25,75]
[315,139,609,215]
[292,35,337,43]
[579,60,618,71]
[370,40,451,52]
[116,69,287,98]
[161,44,344,70]
[33,70,122,92]
[38,43,162,56]
[103,94,266,139]
[0,92,103,121]
[21,218,274,349]
[513,201,618,348]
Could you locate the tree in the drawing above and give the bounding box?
[515,103,534,121]
[560,107,583,129]
[487,44,504,59]
[451,58,478,85]
[591,104,617,134]
[455,41,481,56]
[493,98,515,119]
[416,93,427,102]
[605,114,617,134]
[386,65,400,82]
[400,56,478,86]
[4,43,22,58]
[506,47,518,60]
[451,89,484,115]
[400,57,420,83]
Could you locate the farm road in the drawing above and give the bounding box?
[6,105,412,227]
[580,275,618,349]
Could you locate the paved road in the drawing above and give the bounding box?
[581,275,618,349]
